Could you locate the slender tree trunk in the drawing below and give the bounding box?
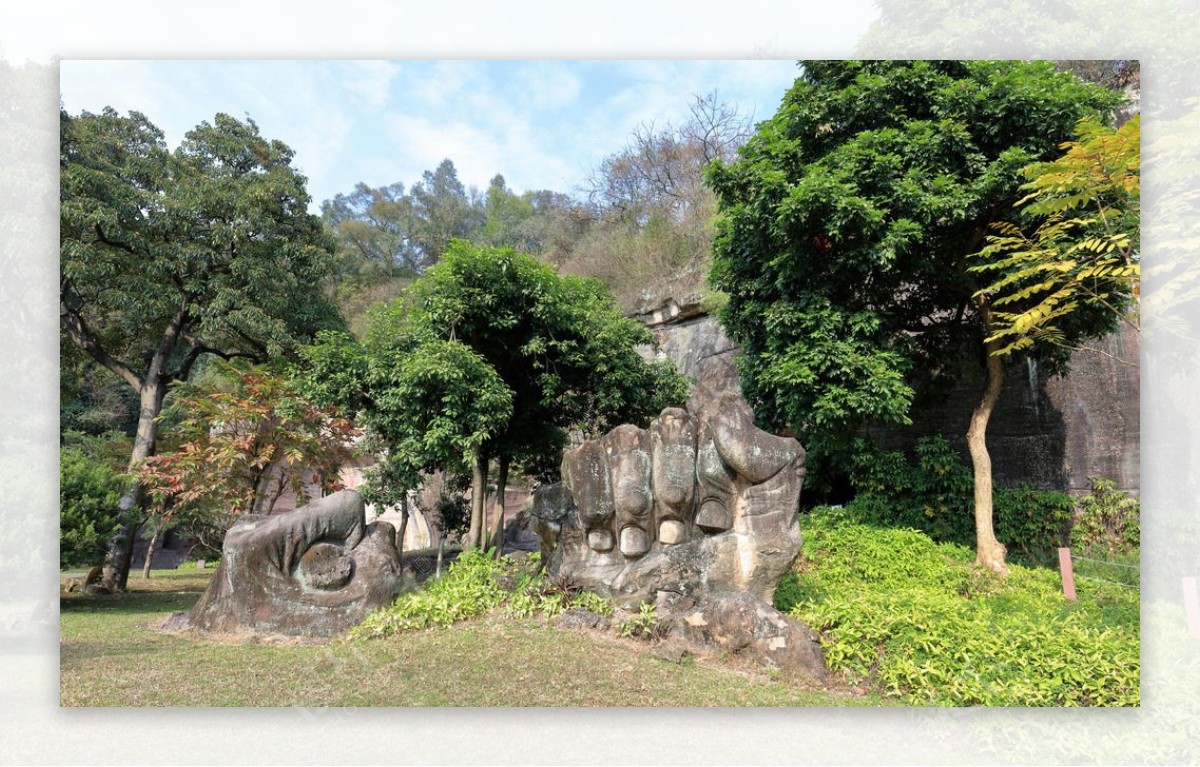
[141,523,164,579]
[466,445,489,550]
[396,492,411,570]
[435,535,445,579]
[264,473,288,516]
[489,455,510,559]
[101,376,167,591]
[967,297,1009,575]
[251,455,285,516]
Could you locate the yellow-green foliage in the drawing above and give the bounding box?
[778,509,1139,706]
[351,550,613,639]
[975,115,1140,356]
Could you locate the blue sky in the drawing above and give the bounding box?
[61,59,809,210]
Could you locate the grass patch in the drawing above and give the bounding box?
[60,567,884,707]
[777,507,1140,707]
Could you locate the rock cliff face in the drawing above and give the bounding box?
[633,299,741,403]
[1046,329,1140,495]
[635,297,1139,497]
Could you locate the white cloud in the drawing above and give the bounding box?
[330,60,403,114]
[59,60,174,132]
[385,113,501,185]
[509,61,583,110]
[403,60,489,110]
[381,103,576,195]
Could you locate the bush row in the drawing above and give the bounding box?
[847,436,1138,559]
[60,446,128,569]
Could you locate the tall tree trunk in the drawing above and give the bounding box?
[101,376,167,591]
[489,455,510,559]
[141,523,164,579]
[466,445,489,550]
[396,492,411,570]
[77,300,191,593]
[435,534,445,579]
[967,297,1009,575]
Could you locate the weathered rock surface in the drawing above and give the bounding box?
[554,607,613,632]
[163,490,403,637]
[532,397,826,681]
[659,591,827,683]
[534,397,805,608]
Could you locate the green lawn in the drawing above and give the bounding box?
[60,570,888,707]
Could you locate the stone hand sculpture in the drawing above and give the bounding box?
[533,395,807,608]
[164,490,403,636]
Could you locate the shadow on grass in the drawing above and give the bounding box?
[60,575,209,617]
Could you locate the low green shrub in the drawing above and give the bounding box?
[352,549,614,639]
[847,436,973,544]
[504,571,614,620]
[60,446,130,569]
[1072,477,1139,555]
[352,549,509,637]
[177,557,219,570]
[783,507,1139,706]
[846,436,1078,559]
[994,487,1075,561]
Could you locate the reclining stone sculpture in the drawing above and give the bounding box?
[531,394,826,680]
[164,489,403,637]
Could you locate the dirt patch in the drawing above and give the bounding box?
[152,616,332,647]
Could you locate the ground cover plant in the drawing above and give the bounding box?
[62,510,1138,708]
[776,507,1139,706]
[350,549,614,637]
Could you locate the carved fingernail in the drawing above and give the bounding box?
[619,526,650,557]
[658,519,687,544]
[587,529,614,552]
[696,499,732,533]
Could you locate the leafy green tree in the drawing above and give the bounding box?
[301,241,688,550]
[321,181,421,280]
[708,60,1123,572]
[60,107,343,589]
[409,159,484,262]
[479,174,537,250]
[974,115,1139,357]
[302,330,514,557]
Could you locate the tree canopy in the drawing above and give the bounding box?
[60,107,343,587]
[321,181,422,280]
[300,240,689,548]
[707,60,1124,572]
